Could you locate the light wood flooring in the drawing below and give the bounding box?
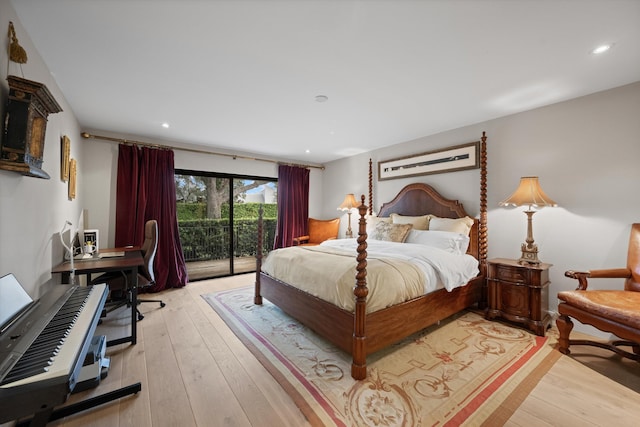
[29,274,640,426]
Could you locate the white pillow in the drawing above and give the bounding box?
[405,229,470,255]
[390,213,430,230]
[429,216,475,236]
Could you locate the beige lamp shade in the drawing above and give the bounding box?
[338,193,359,211]
[500,176,557,265]
[499,177,557,209]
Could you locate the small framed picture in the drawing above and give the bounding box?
[83,229,99,252]
[68,158,77,200]
[61,135,70,182]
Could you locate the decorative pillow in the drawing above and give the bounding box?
[390,213,430,230]
[369,222,413,243]
[365,215,392,234]
[405,229,470,255]
[429,216,475,236]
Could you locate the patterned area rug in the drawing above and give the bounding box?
[203,287,561,427]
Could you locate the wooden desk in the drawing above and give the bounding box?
[52,249,144,346]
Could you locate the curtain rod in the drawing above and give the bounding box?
[80,132,325,170]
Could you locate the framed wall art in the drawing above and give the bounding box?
[68,158,77,200]
[378,141,480,181]
[60,135,70,181]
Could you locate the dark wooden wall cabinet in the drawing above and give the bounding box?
[486,258,551,336]
[1,76,62,179]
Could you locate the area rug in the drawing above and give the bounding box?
[203,287,561,427]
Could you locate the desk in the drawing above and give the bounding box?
[52,249,144,346]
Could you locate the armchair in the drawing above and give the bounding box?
[292,218,340,246]
[557,223,640,361]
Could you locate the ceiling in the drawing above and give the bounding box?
[11,0,640,165]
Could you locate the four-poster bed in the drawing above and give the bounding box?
[255,132,488,380]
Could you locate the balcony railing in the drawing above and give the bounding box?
[178,219,276,262]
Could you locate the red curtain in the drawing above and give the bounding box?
[274,164,309,249]
[115,144,188,291]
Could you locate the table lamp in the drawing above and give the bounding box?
[500,176,557,265]
[338,193,359,238]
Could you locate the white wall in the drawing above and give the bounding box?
[0,4,85,298]
[324,81,640,336]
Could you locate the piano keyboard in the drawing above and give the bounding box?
[0,284,107,389]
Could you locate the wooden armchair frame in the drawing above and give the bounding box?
[557,223,640,361]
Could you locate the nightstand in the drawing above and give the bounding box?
[486,258,551,336]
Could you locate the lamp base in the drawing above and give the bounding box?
[518,242,541,265]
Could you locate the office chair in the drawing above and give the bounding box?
[94,219,166,321]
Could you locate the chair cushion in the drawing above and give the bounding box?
[558,290,640,330]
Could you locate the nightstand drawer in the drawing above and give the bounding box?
[496,265,527,283]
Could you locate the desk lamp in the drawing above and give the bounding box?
[59,220,76,285]
[500,176,557,265]
[338,193,359,238]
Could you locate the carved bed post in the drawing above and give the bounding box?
[254,204,264,305]
[368,158,373,215]
[352,195,369,380]
[479,132,488,275]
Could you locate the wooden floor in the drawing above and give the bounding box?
[34,274,640,427]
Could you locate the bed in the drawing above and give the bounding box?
[255,133,488,380]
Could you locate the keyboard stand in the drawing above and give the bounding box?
[17,383,142,427]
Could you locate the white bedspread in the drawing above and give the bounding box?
[261,239,479,313]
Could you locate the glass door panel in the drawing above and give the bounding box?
[232,180,277,274]
[176,174,232,280]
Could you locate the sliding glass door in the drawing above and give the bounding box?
[175,170,277,281]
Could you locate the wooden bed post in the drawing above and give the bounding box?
[479,131,488,276]
[352,195,369,380]
[368,158,373,215]
[254,204,263,305]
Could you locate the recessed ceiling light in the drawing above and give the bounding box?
[315,95,328,103]
[161,122,170,128]
[591,44,612,55]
